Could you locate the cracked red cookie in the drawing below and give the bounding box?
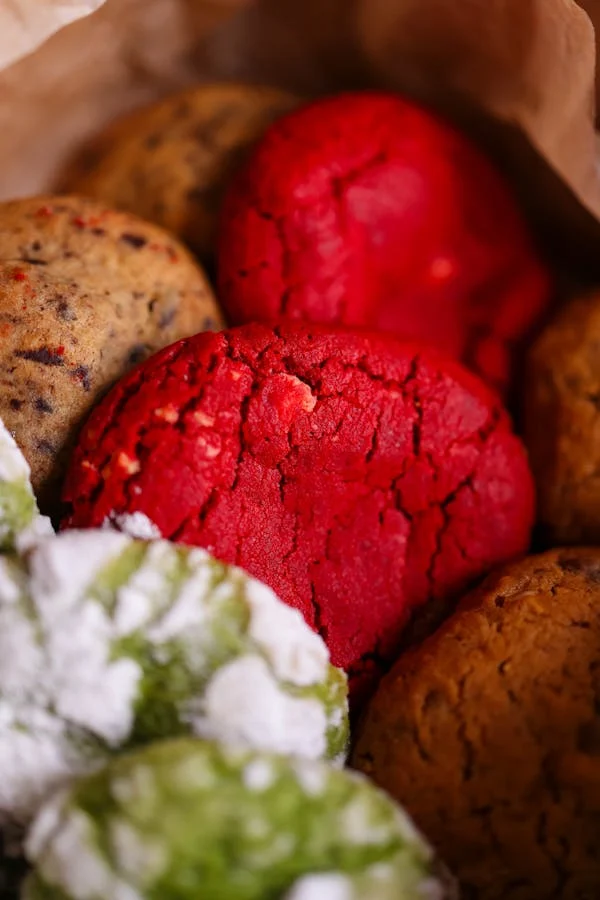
[217,92,551,395]
[62,322,534,703]
[352,547,600,899]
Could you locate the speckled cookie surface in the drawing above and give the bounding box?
[524,292,600,544]
[63,84,298,263]
[352,547,600,899]
[217,92,551,395]
[24,738,456,900]
[0,195,222,513]
[62,322,535,706]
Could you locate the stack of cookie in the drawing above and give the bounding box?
[0,81,596,899]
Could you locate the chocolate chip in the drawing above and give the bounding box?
[56,299,76,322]
[194,104,238,149]
[34,397,53,414]
[127,344,148,366]
[120,233,148,250]
[15,348,64,367]
[158,307,176,329]
[9,399,22,411]
[72,365,91,392]
[202,316,220,332]
[559,556,600,583]
[91,227,106,237]
[559,557,585,573]
[37,439,55,456]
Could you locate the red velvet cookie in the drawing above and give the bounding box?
[62,323,535,703]
[217,92,550,395]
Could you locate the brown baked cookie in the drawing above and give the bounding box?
[61,84,298,263]
[352,547,600,900]
[524,292,600,544]
[0,194,222,514]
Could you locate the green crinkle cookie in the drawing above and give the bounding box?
[24,738,456,900]
[0,529,348,828]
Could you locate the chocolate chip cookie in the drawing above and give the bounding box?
[0,194,221,514]
[62,83,298,263]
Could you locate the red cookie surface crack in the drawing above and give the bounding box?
[62,323,535,703]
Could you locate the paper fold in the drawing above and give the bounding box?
[0,0,105,70]
[0,0,598,269]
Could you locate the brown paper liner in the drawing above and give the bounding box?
[0,0,598,273]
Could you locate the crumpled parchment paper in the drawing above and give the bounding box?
[0,0,250,198]
[355,0,600,269]
[0,0,104,70]
[0,0,598,270]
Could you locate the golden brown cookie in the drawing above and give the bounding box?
[61,84,298,263]
[0,195,222,514]
[352,548,600,899]
[524,292,600,544]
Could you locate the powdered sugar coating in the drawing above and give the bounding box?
[0,418,51,552]
[26,803,144,900]
[24,739,454,900]
[103,512,162,541]
[243,758,276,792]
[190,656,329,758]
[28,530,131,621]
[0,423,30,483]
[284,868,449,900]
[245,579,328,686]
[14,514,54,554]
[284,874,353,900]
[0,529,347,829]
[0,711,94,826]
